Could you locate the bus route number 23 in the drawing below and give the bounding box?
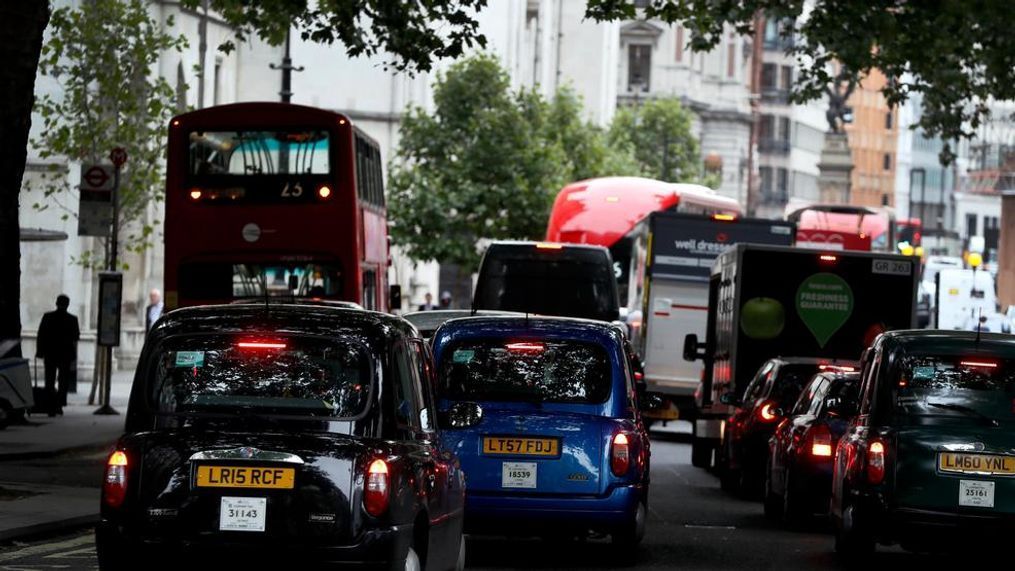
[281,182,304,198]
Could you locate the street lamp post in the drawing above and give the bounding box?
[270,29,304,103]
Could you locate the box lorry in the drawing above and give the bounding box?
[625,212,795,415]
[683,244,918,469]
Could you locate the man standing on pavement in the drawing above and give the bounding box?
[35,295,79,417]
[417,292,437,311]
[145,288,164,333]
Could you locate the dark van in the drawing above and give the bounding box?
[473,241,619,322]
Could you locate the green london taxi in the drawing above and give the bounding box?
[831,330,1015,556]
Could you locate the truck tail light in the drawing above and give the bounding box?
[808,424,833,458]
[866,440,886,484]
[611,433,631,476]
[103,450,129,508]
[364,459,390,517]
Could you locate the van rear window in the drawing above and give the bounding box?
[474,248,618,321]
[440,340,611,404]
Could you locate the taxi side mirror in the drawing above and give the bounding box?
[638,391,667,413]
[388,284,402,312]
[683,334,703,362]
[719,392,740,406]
[439,402,483,429]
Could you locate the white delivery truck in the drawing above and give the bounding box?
[935,267,1011,333]
[625,212,795,418]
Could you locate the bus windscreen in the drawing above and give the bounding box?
[189,130,331,176]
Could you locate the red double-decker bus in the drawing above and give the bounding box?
[164,102,389,310]
[545,177,741,293]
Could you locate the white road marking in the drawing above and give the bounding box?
[0,535,92,563]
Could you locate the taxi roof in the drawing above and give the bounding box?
[880,329,1015,356]
[150,304,419,344]
[432,314,624,349]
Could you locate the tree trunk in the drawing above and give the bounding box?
[0,1,50,354]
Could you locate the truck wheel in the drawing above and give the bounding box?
[691,439,712,468]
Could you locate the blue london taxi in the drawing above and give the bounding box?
[431,315,656,556]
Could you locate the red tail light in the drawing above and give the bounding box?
[611,433,631,476]
[866,440,886,484]
[364,459,390,517]
[103,450,129,508]
[807,424,833,458]
[757,401,780,422]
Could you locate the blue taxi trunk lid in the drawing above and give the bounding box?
[441,405,614,497]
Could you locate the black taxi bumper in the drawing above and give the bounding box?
[96,519,414,569]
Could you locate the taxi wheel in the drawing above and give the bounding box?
[453,535,466,571]
[612,500,646,557]
[781,472,807,527]
[691,440,712,468]
[402,547,421,571]
[762,460,783,520]
[834,506,875,560]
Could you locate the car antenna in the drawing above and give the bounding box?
[525,312,529,327]
[262,268,270,315]
[975,307,983,343]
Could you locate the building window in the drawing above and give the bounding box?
[966,213,977,237]
[213,58,222,106]
[761,63,777,90]
[675,26,684,62]
[727,37,736,78]
[883,153,892,170]
[885,110,893,129]
[780,66,793,89]
[777,168,789,200]
[628,44,652,92]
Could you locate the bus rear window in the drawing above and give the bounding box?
[189,130,330,176]
[440,340,611,404]
[179,262,343,301]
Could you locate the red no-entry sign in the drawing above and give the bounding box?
[109,147,127,168]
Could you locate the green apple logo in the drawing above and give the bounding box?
[740,297,786,339]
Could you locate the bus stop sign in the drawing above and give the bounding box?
[78,163,115,237]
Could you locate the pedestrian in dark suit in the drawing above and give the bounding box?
[145,288,164,333]
[36,294,79,416]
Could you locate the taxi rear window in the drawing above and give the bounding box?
[439,340,611,405]
[893,354,1015,425]
[151,334,372,418]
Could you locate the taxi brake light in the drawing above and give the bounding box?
[634,371,644,381]
[364,459,390,517]
[237,341,287,350]
[713,213,737,222]
[808,424,833,458]
[866,440,886,484]
[506,342,545,353]
[535,242,564,250]
[960,360,997,368]
[103,450,129,508]
[611,433,631,476]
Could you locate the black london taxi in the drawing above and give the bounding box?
[96,304,466,570]
[831,330,1015,557]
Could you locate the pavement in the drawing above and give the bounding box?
[0,369,133,543]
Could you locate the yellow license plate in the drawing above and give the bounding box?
[939,453,1015,475]
[483,436,559,457]
[195,465,296,489]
